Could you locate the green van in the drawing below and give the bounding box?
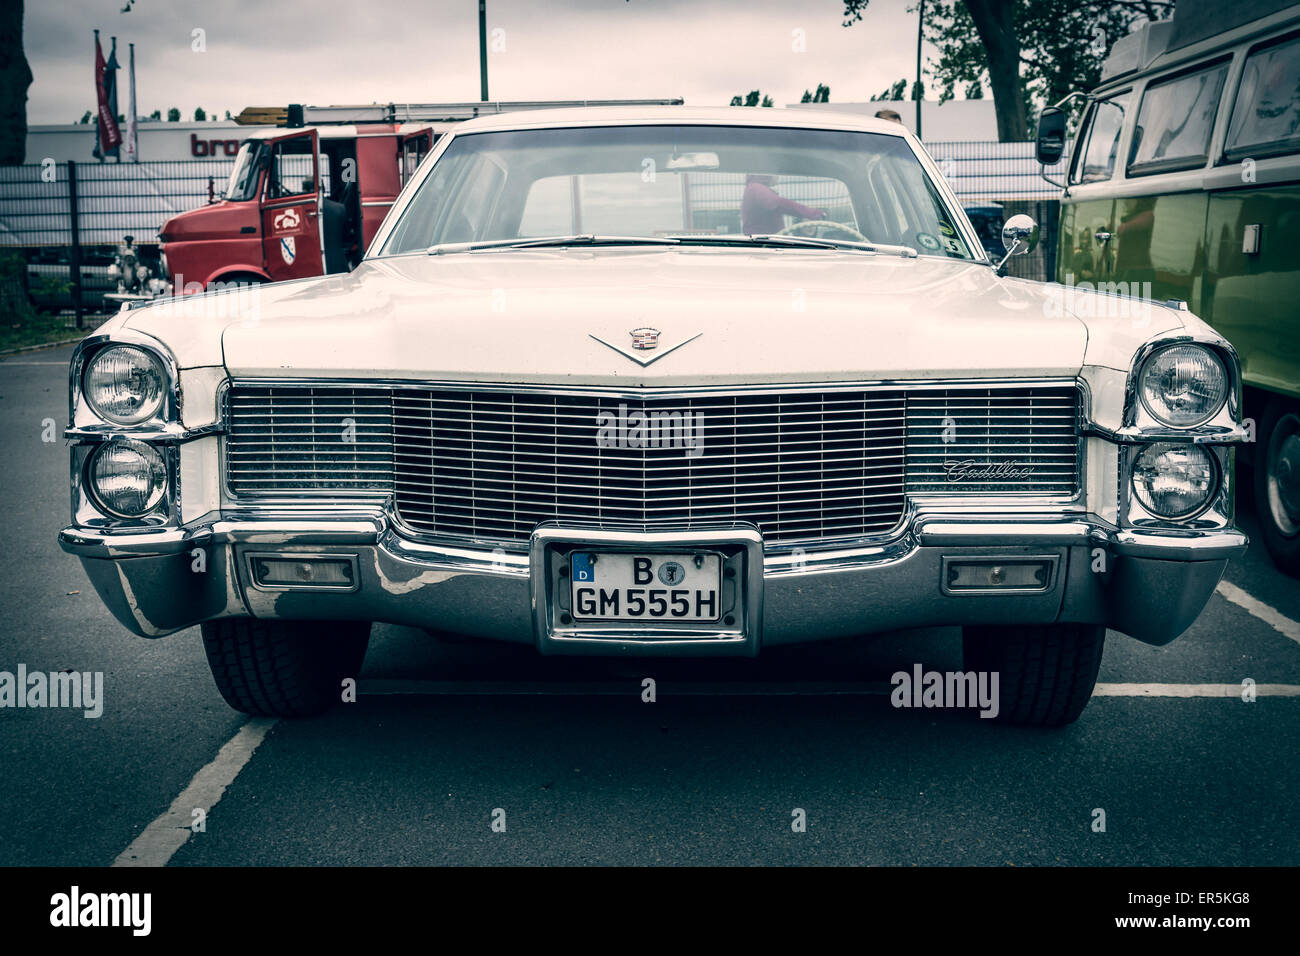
[1037,0,1300,575]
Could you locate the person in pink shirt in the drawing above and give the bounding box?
[741,174,827,235]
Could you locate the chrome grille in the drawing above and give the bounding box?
[226,386,395,493]
[225,382,1080,545]
[905,386,1080,494]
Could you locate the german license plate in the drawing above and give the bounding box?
[569,552,721,622]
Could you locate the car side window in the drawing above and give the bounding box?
[1128,62,1229,174]
[1071,92,1130,184]
[1224,33,1300,160]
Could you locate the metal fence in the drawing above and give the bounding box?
[0,160,232,320]
[0,142,1067,325]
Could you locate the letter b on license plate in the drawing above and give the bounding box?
[570,552,721,622]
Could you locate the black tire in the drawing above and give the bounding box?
[962,623,1104,726]
[1253,397,1300,577]
[200,619,370,717]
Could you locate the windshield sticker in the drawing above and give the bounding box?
[937,221,956,237]
[915,232,940,251]
[940,234,967,255]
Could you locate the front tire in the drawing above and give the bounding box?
[200,619,370,717]
[962,623,1104,726]
[1253,397,1300,577]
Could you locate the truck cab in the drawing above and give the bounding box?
[158,122,434,291]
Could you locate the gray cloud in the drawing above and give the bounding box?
[25,0,932,123]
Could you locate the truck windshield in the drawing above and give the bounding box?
[224,141,265,202]
[378,124,973,259]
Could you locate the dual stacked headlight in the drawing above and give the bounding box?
[1130,344,1228,520]
[82,345,169,518]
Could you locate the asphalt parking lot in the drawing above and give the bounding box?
[2,344,1297,866]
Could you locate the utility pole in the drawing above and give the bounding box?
[915,0,925,139]
[479,0,489,101]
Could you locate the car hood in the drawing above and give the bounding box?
[123,246,1186,384]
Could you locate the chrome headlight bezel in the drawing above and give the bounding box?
[1128,441,1220,521]
[84,438,169,519]
[82,344,168,425]
[1136,343,1229,429]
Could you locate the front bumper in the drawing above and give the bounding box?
[58,510,1247,650]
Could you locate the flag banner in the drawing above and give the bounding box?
[93,31,121,158]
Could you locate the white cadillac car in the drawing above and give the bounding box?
[60,107,1248,725]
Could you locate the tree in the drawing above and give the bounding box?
[149,109,161,120]
[730,90,774,107]
[800,83,831,103]
[79,110,92,124]
[843,0,1174,141]
[167,107,180,122]
[871,78,908,101]
[0,0,33,165]
[194,107,207,121]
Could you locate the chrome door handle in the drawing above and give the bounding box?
[1094,231,1112,243]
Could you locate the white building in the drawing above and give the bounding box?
[787,99,999,142]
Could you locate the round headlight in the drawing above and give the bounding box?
[83,345,166,424]
[1138,345,1227,428]
[88,440,167,517]
[1131,442,1217,519]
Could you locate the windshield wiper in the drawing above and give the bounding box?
[428,235,681,255]
[663,233,919,258]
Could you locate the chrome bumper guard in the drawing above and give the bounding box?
[59,511,1248,649]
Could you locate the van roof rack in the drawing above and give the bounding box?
[235,99,685,127]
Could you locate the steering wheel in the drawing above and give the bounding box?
[775,218,871,243]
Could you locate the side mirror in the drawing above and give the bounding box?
[1036,107,1067,166]
[1001,214,1039,256]
[995,214,1039,275]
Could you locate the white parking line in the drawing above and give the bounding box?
[1216,581,1300,645]
[361,679,1300,698]
[112,718,276,867]
[1092,682,1300,697]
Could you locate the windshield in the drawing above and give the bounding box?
[224,141,265,202]
[378,124,974,258]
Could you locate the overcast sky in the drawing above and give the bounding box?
[26,0,942,123]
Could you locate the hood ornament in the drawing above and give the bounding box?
[590,328,703,367]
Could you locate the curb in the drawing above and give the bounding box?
[0,336,87,357]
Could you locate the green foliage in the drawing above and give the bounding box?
[78,110,91,124]
[193,107,207,122]
[800,83,831,103]
[844,0,1175,134]
[730,90,774,107]
[167,107,180,122]
[871,78,909,101]
[860,0,1175,108]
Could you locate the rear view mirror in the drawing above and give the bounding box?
[1036,107,1067,166]
[666,151,720,171]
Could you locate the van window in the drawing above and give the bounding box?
[1128,62,1229,174]
[265,136,317,200]
[1224,34,1300,160]
[1071,92,1130,184]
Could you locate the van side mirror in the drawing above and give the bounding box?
[1036,107,1067,166]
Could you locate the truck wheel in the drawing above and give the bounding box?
[1254,397,1300,577]
[200,619,370,717]
[961,623,1104,726]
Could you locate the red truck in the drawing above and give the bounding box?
[158,100,682,291]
